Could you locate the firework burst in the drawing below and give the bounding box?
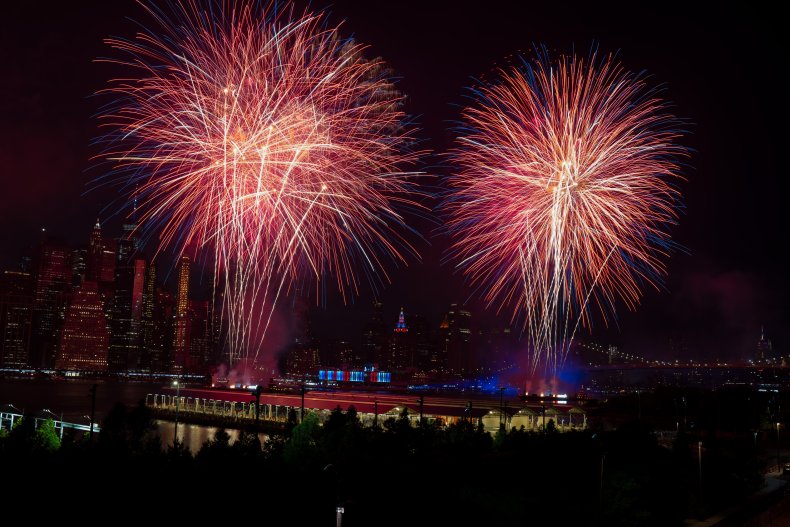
[99,1,422,369]
[445,50,686,373]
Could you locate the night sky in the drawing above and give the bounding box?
[1,1,786,361]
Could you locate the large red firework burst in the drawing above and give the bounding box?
[445,51,686,373]
[99,2,422,366]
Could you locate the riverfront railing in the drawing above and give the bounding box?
[0,409,100,438]
[144,392,587,433]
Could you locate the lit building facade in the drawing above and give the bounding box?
[445,304,473,376]
[187,299,210,373]
[56,281,109,371]
[109,256,146,372]
[139,261,158,371]
[390,307,412,370]
[0,271,33,367]
[152,288,175,372]
[87,220,116,285]
[31,241,71,368]
[172,255,191,372]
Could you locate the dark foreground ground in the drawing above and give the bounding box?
[0,397,771,526]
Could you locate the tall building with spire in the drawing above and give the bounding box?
[118,211,140,264]
[56,281,109,371]
[436,315,451,372]
[108,211,144,373]
[172,255,191,372]
[109,257,146,373]
[87,219,116,285]
[756,326,773,362]
[87,219,102,281]
[390,307,412,371]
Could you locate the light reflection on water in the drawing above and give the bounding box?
[0,379,270,453]
[155,420,268,453]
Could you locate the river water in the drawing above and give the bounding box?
[0,378,266,452]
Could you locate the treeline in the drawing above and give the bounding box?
[0,402,765,526]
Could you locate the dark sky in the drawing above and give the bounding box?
[1,1,786,361]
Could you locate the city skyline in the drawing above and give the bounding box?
[1,218,524,380]
[2,4,789,526]
[0,1,786,363]
[1,215,780,383]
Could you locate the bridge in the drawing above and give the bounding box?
[0,404,100,438]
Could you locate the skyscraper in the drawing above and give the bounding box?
[118,216,141,263]
[282,293,319,375]
[107,213,144,373]
[477,326,514,374]
[187,299,210,373]
[333,339,355,367]
[285,342,321,375]
[207,267,223,367]
[0,271,33,368]
[139,261,158,372]
[30,240,71,368]
[131,259,145,334]
[71,248,87,287]
[756,326,773,362]
[109,256,146,373]
[361,301,386,367]
[172,255,191,372]
[151,288,175,372]
[87,219,116,285]
[438,315,450,372]
[390,307,411,370]
[87,220,103,281]
[445,303,473,376]
[409,313,433,371]
[56,281,109,371]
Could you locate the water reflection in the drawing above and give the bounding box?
[156,420,267,453]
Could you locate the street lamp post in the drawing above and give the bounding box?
[637,388,641,421]
[173,380,181,446]
[300,384,306,423]
[777,422,781,473]
[252,385,262,432]
[698,441,703,509]
[542,404,546,433]
[599,453,605,522]
[499,386,505,429]
[88,384,97,441]
[683,396,687,431]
